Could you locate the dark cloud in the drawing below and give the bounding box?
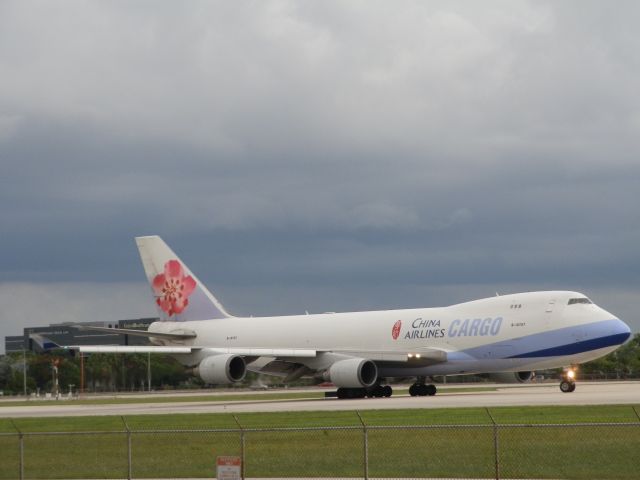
[1,1,640,350]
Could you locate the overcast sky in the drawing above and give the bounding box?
[1,1,639,353]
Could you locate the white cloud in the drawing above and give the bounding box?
[1,1,637,162]
[0,0,639,342]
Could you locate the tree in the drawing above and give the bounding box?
[582,333,640,378]
[0,356,12,390]
[86,353,117,391]
[149,355,189,389]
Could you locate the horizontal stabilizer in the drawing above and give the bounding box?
[29,333,60,351]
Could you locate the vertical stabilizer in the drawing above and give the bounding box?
[135,236,232,321]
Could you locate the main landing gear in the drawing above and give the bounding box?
[409,377,437,396]
[336,384,393,399]
[559,368,577,393]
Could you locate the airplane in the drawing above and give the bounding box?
[70,235,631,398]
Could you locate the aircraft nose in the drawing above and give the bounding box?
[613,317,631,344]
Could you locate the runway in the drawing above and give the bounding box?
[1,381,639,418]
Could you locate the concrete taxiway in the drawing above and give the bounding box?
[1,381,639,418]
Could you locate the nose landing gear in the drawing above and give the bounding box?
[559,368,577,393]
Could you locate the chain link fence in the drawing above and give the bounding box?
[2,420,640,479]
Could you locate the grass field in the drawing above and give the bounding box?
[1,405,639,479]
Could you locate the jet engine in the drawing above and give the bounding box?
[488,371,535,383]
[196,354,246,384]
[324,358,378,388]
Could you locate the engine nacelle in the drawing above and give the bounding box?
[196,354,246,385]
[325,358,378,388]
[488,371,535,383]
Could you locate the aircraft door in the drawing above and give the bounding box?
[544,299,556,328]
[545,299,555,313]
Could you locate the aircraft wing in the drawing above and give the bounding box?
[62,344,318,357]
[74,345,194,353]
[71,325,197,340]
[54,341,445,366]
[66,325,446,363]
[41,327,445,364]
[34,329,319,357]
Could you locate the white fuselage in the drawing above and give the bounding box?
[148,290,630,378]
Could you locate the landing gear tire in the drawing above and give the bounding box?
[337,387,366,399]
[339,386,392,399]
[409,383,437,396]
[560,380,576,393]
[364,384,393,398]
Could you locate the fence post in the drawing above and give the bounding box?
[121,416,132,480]
[232,415,245,480]
[632,406,640,422]
[19,432,24,480]
[356,411,369,479]
[10,420,23,480]
[486,408,500,480]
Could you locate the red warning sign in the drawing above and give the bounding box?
[216,456,241,480]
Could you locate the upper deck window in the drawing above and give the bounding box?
[568,298,592,305]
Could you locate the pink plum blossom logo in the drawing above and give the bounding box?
[392,320,402,340]
[152,260,196,316]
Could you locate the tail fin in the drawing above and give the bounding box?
[135,236,233,321]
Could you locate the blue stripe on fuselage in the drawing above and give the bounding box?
[507,332,630,358]
[460,319,629,360]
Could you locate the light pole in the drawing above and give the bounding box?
[22,348,27,397]
[80,353,84,397]
[52,359,60,400]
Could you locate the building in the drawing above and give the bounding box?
[3,318,158,354]
[4,336,25,354]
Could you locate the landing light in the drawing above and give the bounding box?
[567,369,576,379]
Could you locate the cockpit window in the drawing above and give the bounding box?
[568,298,592,305]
